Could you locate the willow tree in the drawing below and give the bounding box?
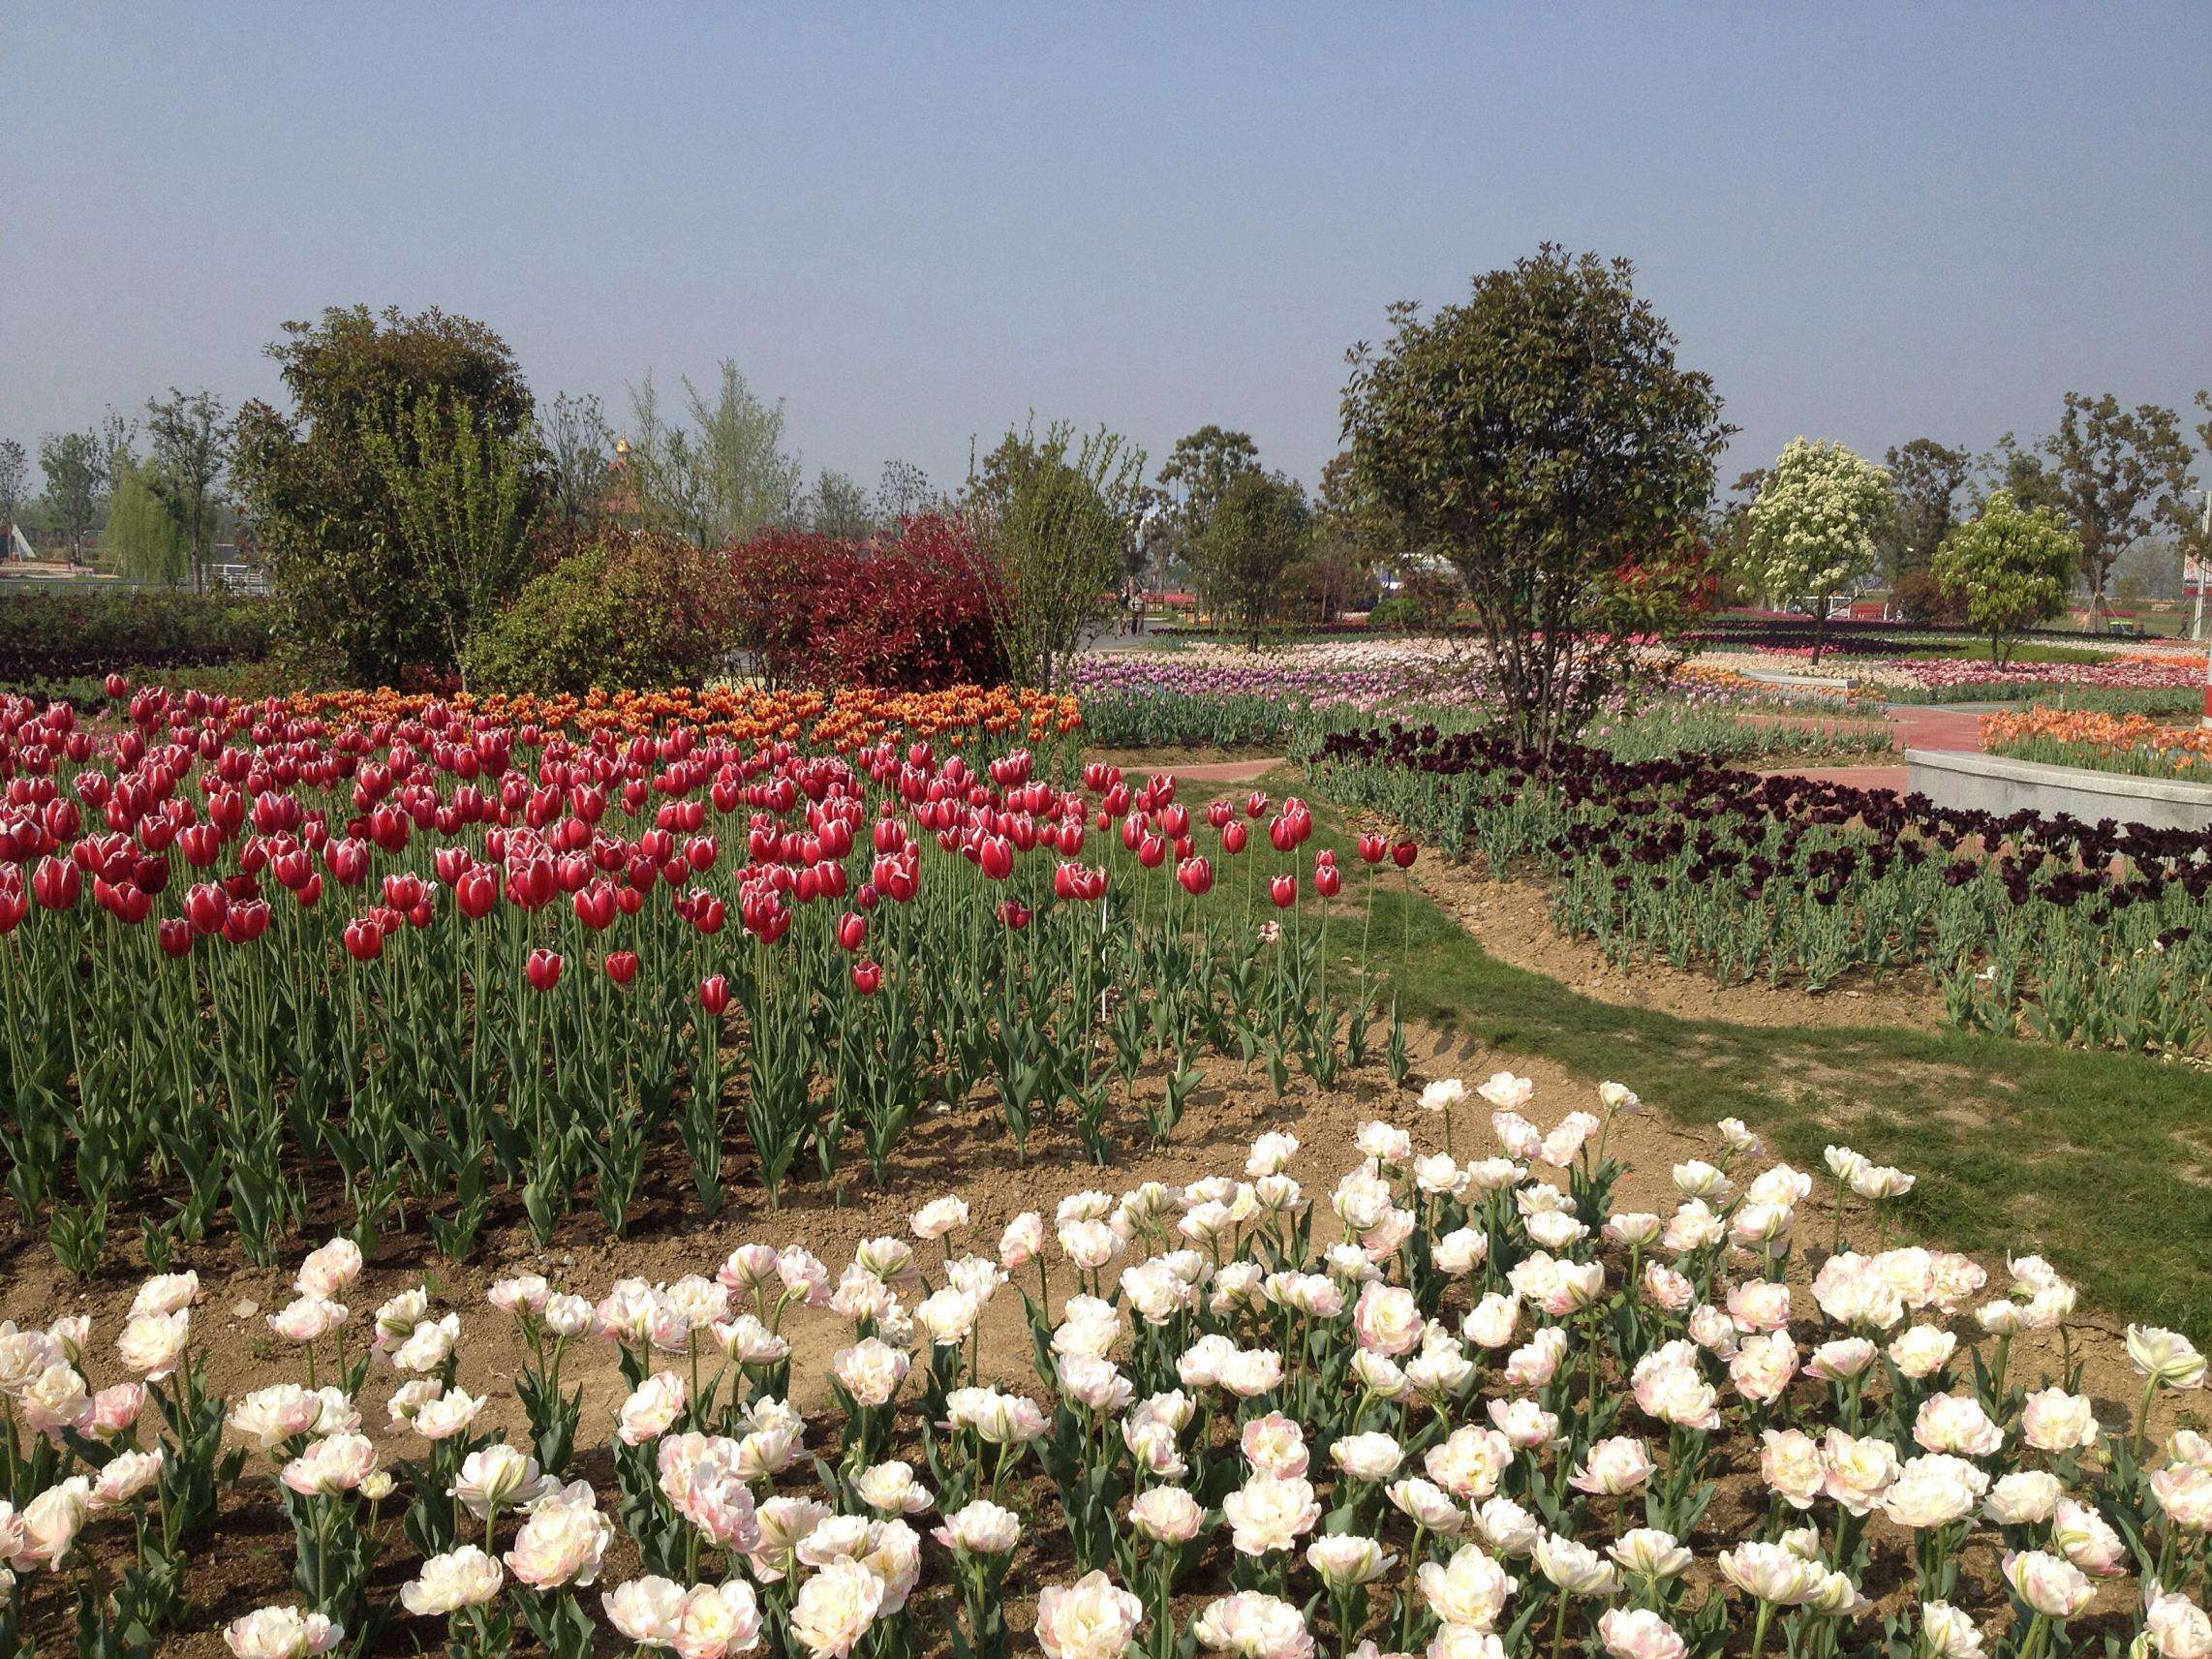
[1341,247,1730,754]
[963,419,1146,689]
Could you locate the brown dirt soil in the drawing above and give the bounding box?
[1409,857,1951,1032]
[2,1018,2185,1653]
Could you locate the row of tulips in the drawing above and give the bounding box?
[0,684,1416,1275]
[1980,711,2212,783]
[1,1090,2206,1657]
[1311,725,2212,1057]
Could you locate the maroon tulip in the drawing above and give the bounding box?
[343,917,384,962]
[1392,841,1418,870]
[526,948,564,991]
[998,899,1031,930]
[0,888,26,936]
[157,916,193,958]
[837,911,868,951]
[699,974,730,1015]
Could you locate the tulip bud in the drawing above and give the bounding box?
[699,974,730,1015]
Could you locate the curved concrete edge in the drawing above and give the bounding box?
[1904,746,2212,831]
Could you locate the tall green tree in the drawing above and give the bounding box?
[963,419,1146,688]
[1190,470,1310,646]
[102,459,191,586]
[38,431,105,560]
[0,440,27,541]
[360,395,542,686]
[627,361,801,547]
[231,304,542,682]
[803,468,876,539]
[2043,392,2195,629]
[1340,246,1731,752]
[1932,490,2078,663]
[1156,425,1262,576]
[144,388,227,593]
[1746,438,1894,666]
[1879,438,1970,581]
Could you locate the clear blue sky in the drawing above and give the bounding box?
[6,2,2208,497]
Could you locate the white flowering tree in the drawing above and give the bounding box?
[1746,438,1895,665]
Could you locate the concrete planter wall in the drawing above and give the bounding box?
[1905,748,2212,832]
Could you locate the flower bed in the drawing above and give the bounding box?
[1981,711,2212,782]
[5,1101,2206,1658]
[1311,725,2212,1055]
[0,681,1419,1276]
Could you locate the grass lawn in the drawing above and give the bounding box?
[1219,766,2212,1341]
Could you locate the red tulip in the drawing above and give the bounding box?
[0,888,26,936]
[1357,834,1387,865]
[605,950,640,984]
[104,671,131,699]
[1315,862,1341,898]
[978,836,1015,881]
[526,948,564,991]
[1245,791,1270,819]
[699,974,730,1015]
[185,881,230,936]
[1268,815,1298,853]
[1271,874,1297,908]
[837,911,868,951]
[157,916,193,958]
[1137,834,1166,870]
[343,917,384,961]
[1392,841,1418,870]
[456,869,499,920]
[1221,820,1248,855]
[1177,856,1214,897]
[32,856,80,910]
[850,958,882,995]
[998,899,1031,930]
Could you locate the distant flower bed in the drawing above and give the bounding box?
[1982,709,2212,782]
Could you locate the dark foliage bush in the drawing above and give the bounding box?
[0,589,273,688]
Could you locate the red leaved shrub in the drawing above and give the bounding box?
[727,513,1006,690]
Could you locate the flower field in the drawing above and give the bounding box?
[1312,725,2212,1055]
[0,680,1413,1278]
[3,1096,2207,1659]
[1980,711,2212,783]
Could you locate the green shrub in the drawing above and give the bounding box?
[0,588,273,688]
[462,534,736,692]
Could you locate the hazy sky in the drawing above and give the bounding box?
[6,3,2209,499]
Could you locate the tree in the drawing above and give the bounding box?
[231,304,542,682]
[1879,438,1970,582]
[102,460,188,584]
[38,431,105,560]
[876,459,934,523]
[1311,450,1404,604]
[0,440,27,540]
[97,411,139,497]
[1190,470,1310,646]
[2043,393,2195,630]
[1746,439,1894,666]
[360,395,542,685]
[542,391,617,538]
[626,361,801,547]
[1155,425,1261,576]
[1340,246,1731,753]
[144,388,227,593]
[1932,490,2078,663]
[803,468,876,538]
[963,419,1146,689]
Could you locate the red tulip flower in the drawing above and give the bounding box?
[837,911,868,951]
[1221,820,1248,855]
[1245,791,1270,819]
[1315,862,1342,898]
[1271,874,1297,908]
[998,899,1031,930]
[605,950,640,985]
[157,916,193,958]
[1392,841,1418,869]
[32,856,80,910]
[185,881,230,936]
[1177,856,1214,897]
[851,958,883,995]
[343,917,384,961]
[699,974,730,1015]
[1137,834,1167,870]
[527,948,564,991]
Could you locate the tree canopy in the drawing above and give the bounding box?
[1932,489,2079,663]
[1340,245,1730,751]
[1745,438,1894,663]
